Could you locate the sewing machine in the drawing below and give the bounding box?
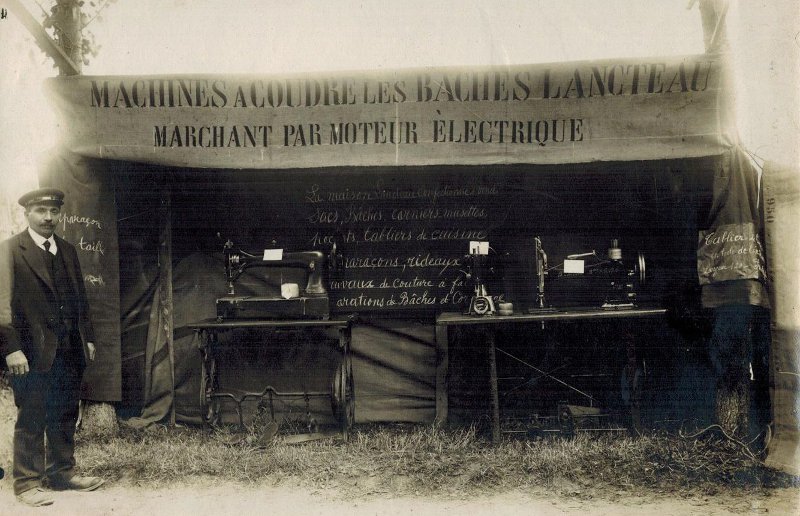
[215,239,341,320]
[548,239,647,309]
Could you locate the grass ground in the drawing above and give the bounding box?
[73,419,797,501]
[1,377,796,505]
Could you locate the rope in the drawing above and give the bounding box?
[679,423,763,463]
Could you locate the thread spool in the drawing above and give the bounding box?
[608,239,622,260]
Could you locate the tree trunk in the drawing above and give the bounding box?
[715,379,750,438]
[53,0,83,75]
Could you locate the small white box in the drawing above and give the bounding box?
[563,259,584,274]
[469,241,489,255]
[263,249,283,261]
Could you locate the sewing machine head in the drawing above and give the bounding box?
[549,238,647,309]
[217,238,342,320]
[222,238,341,296]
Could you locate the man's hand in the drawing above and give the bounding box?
[5,350,29,375]
[87,342,96,361]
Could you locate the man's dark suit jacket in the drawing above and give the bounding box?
[0,230,95,372]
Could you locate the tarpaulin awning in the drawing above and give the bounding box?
[45,55,733,170]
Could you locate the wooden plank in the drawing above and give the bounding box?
[436,307,667,326]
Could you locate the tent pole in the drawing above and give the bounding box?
[698,0,730,53]
[5,0,82,75]
[162,187,176,426]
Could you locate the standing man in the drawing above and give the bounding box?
[0,188,104,507]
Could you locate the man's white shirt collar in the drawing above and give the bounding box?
[28,227,57,255]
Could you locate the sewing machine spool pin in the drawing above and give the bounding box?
[528,236,557,320]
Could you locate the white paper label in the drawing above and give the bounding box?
[263,249,283,261]
[564,259,584,274]
[469,241,489,255]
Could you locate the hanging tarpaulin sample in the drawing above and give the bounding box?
[697,221,766,284]
[45,55,731,169]
[762,160,800,475]
[40,151,122,401]
[124,191,175,428]
[698,147,769,308]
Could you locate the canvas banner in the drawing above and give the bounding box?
[41,152,122,401]
[45,55,730,169]
[699,147,769,307]
[697,221,766,285]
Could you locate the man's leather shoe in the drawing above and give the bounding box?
[49,475,105,492]
[17,487,55,507]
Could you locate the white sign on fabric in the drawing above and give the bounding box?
[697,222,766,285]
[563,259,585,274]
[263,249,283,261]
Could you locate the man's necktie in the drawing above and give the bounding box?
[43,240,55,277]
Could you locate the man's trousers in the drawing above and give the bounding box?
[11,346,83,495]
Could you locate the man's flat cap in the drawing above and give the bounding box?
[18,187,65,207]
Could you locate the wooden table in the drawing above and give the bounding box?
[435,307,668,443]
[189,317,355,439]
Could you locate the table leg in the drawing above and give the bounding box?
[198,330,212,424]
[336,325,355,440]
[203,331,219,426]
[622,338,642,432]
[435,322,449,427]
[488,331,501,444]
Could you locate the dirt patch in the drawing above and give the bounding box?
[0,477,797,515]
